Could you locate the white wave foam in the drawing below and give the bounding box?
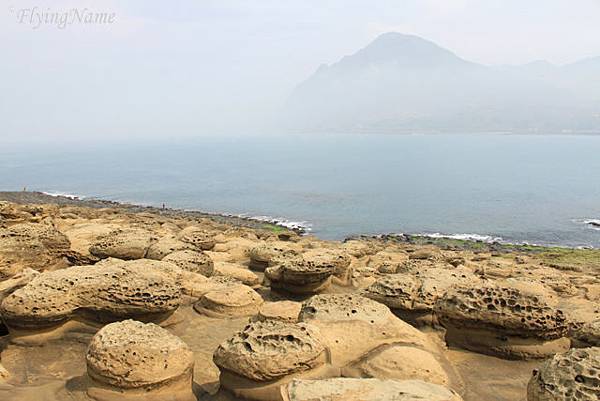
[42,191,82,200]
[248,215,313,231]
[419,232,503,243]
[573,218,600,231]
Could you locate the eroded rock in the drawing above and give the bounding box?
[527,347,600,401]
[283,378,463,401]
[435,284,570,359]
[194,283,263,318]
[86,320,194,401]
[89,228,156,260]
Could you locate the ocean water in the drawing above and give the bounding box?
[1,134,600,247]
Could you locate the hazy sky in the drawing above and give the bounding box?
[2,0,600,142]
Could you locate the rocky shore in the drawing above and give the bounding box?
[0,192,598,401]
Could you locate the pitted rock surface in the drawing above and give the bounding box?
[0,261,181,330]
[436,284,569,339]
[363,274,420,309]
[145,235,190,260]
[527,347,600,401]
[248,242,299,271]
[86,320,194,389]
[572,320,600,348]
[213,320,326,382]
[302,248,351,280]
[162,249,215,276]
[177,226,216,250]
[213,262,259,286]
[283,378,463,401]
[265,257,336,294]
[89,228,156,260]
[298,294,431,366]
[0,223,70,278]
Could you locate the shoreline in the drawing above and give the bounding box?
[1,190,597,251]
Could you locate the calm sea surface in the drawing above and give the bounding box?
[1,134,599,247]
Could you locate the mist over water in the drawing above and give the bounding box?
[1,133,599,247]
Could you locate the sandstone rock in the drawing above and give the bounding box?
[265,257,336,295]
[299,294,431,366]
[86,320,194,401]
[302,248,352,284]
[435,284,570,359]
[249,242,299,271]
[527,347,600,401]
[145,235,190,260]
[0,223,70,278]
[341,240,381,258]
[254,301,302,323]
[283,378,463,401]
[0,268,39,303]
[194,283,263,317]
[214,261,259,286]
[368,250,409,274]
[0,261,180,343]
[89,228,156,260]
[162,249,215,276]
[177,226,216,250]
[363,268,480,326]
[409,247,441,260]
[572,320,600,348]
[341,344,450,386]
[214,320,334,401]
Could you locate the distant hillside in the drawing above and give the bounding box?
[283,32,600,134]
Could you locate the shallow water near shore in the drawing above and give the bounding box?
[1,134,600,247]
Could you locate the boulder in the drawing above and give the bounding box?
[363,268,480,326]
[265,257,336,295]
[145,235,190,260]
[283,378,463,401]
[214,320,335,401]
[162,249,215,277]
[177,226,216,250]
[194,283,263,318]
[527,347,600,401]
[302,248,352,284]
[298,294,431,366]
[213,261,260,286]
[86,320,194,401]
[249,242,299,271]
[89,228,156,260]
[435,284,570,359]
[0,261,181,343]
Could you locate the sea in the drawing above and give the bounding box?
[1,134,599,247]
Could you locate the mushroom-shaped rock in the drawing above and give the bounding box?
[363,269,480,326]
[213,261,259,286]
[89,228,156,260]
[527,347,600,401]
[214,320,334,401]
[302,248,352,284]
[341,344,450,386]
[194,283,263,318]
[283,378,464,401]
[86,320,194,401]
[0,261,181,343]
[177,226,216,250]
[299,294,431,366]
[254,301,302,323]
[435,284,570,359]
[163,249,214,276]
[572,320,600,348]
[249,242,299,271]
[265,257,336,295]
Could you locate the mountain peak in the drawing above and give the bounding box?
[338,32,474,69]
